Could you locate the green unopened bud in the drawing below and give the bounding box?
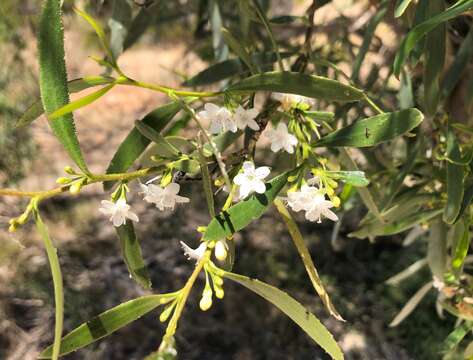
[215,287,224,299]
[213,276,224,287]
[325,186,335,196]
[56,177,72,185]
[214,240,228,261]
[64,166,75,175]
[197,226,207,233]
[159,302,176,323]
[332,196,341,208]
[17,213,29,225]
[69,180,83,195]
[199,294,212,311]
[8,222,18,233]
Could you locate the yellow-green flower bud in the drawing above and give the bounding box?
[215,287,224,299]
[214,240,228,261]
[64,166,75,175]
[69,180,83,195]
[199,294,212,311]
[332,196,341,208]
[159,302,176,323]
[56,177,71,185]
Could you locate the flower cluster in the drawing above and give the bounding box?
[287,182,339,223]
[197,103,259,134]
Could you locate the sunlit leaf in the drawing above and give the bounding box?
[314,108,423,148]
[39,294,171,358]
[109,0,132,60]
[324,171,369,187]
[39,0,88,173]
[33,208,64,360]
[442,321,473,354]
[395,0,415,17]
[223,271,344,360]
[203,171,291,241]
[393,0,473,77]
[428,218,447,279]
[226,71,364,102]
[221,27,256,74]
[274,199,344,321]
[385,258,428,286]
[451,218,471,275]
[115,222,151,289]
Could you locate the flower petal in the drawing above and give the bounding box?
[242,161,255,172]
[255,166,270,179]
[253,180,266,194]
[166,182,181,195]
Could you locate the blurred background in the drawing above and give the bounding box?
[0,0,469,359]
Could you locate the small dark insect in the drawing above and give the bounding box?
[365,127,370,139]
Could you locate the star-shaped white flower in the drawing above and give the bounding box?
[234,105,260,131]
[197,103,236,134]
[287,184,338,223]
[140,182,190,211]
[180,241,207,262]
[272,92,313,111]
[233,161,270,199]
[265,122,298,154]
[99,198,139,227]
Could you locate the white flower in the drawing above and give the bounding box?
[214,239,228,261]
[287,184,338,223]
[140,182,189,211]
[99,198,139,227]
[180,241,207,261]
[197,103,236,134]
[272,92,313,111]
[234,105,259,131]
[233,161,271,199]
[265,122,298,154]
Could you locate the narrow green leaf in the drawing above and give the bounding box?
[39,294,170,358]
[451,218,471,274]
[109,0,132,60]
[395,0,415,18]
[123,6,155,51]
[428,217,447,279]
[444,128,466,224]
[455,182,473,223]
[423,0,445,116]
[442,25,473,99]
[443,321,473,354]
[385,258,428,286]
[274,199,344,321]
[389,281,433,327]
[398,69,414,109]
[17,76,116,128]
[74,7,115,64]
[324,171,369,187]
[135,120,181,158]
[351,2,387,83]
[393,0,473,77]
[221,27,256,74]
[223,271,344,360]
[197,137,215,218]
[104,101,184,190]
[49,84,115,120]
[33,209,64,360]
[183,52,293,87]
[209,0,229,62]
[202,171,291,241]
[226,71,364,103]
[39,0,88,173]
[304,111,335,122]
[115,222,151,289]
[314,108,424,148]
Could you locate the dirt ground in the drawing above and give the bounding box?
[0,1,455,359]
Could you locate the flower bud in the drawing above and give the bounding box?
[17,213,29,225]
[214,240,228,261]
[215,287,224,299]
[56,177,71,185]
[213,276,224,287]
[325,186,335,196]
[69,180,83,195]
[199,294,212,311]
[332,196,341,208]
[159,302,176,323]
[64,166,76,175]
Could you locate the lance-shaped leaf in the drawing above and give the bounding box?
[274,199,344,321]
[314,108,423,148]
[393,0,473,77]
[33,209,64,360]
[423,0,445,116]
[104,101,184,190]
[221,27,256,73]
[443,128,466,224]
[17,76,116,128]
[389,281,433,327]
[226,71,364,102]
[49,84,115,120]
[324,171,369,187]
[39,0,88,173]
[39,294,172,358]
[428,218,447,279]
[115,222,151,289]
[109,0,132,60]
[202,171,290,241]
[443,321,473,354]
[135,120,181,158]
[395,0,415,17]
[223,271,344,360]
[451,218,471,276]
[209,0,228,62]
[183,52,293,87]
